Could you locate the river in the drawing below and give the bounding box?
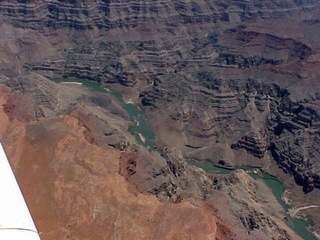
[54,78,316,240]
[187,159,317,240]
[53,78,155,149]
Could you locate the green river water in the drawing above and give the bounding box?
[55,78,316,240]
[187,159,316,240]
[53,78,155,148]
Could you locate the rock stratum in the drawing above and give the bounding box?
[0,0,319,239]
[0,75,303,239]
[0,0,319,193]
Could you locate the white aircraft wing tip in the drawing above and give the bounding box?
[0,230,41,240]
[0,143,41,239]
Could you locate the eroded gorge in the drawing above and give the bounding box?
[0,0,319,239]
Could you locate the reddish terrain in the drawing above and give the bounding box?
[0,84,230,240]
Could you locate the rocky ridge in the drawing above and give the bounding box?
[0,0,319,30]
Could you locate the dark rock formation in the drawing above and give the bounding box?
[232,130,268,158]
[0,0,319,30]
[119,148,209,202]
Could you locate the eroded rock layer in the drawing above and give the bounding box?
[0,0,319,238]
[0,78,302,239]
[0,0,319,30]
[1,0,318,193]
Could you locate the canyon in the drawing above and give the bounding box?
[0,0,319,239]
